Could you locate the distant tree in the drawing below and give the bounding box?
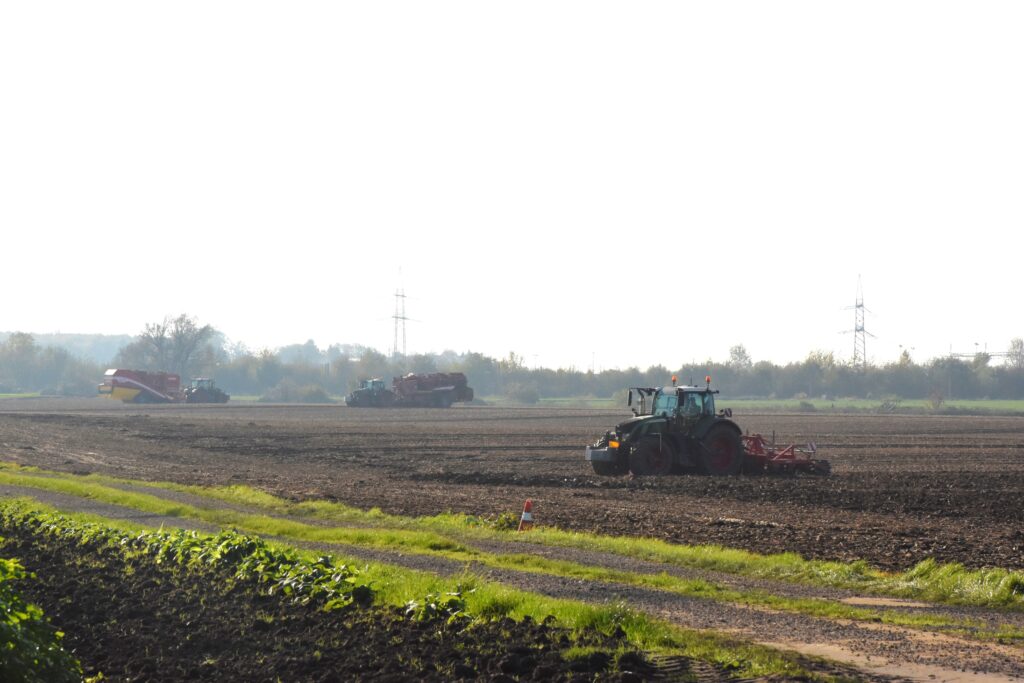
[1007,338,1024,370]
[353,348,392,386]
[166,315,215,377]
[115,314,216,378]
[277,340,324,365]
[498,351,526,372]
[407,354,438,374]
[253,349,284,388]
[806,350,837,369]
[140,319,171,369]
[728,344,753,369]
[457,352,499,396]
[503,382,539,404]
[0,333,38,388]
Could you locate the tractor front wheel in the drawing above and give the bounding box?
[699,425,743,476]
[629,437,673,477]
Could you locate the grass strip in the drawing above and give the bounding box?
[1,466,1022,643]
[0,497,828,681]
[6,462,1020,614]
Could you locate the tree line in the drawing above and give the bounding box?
[2,316,1024,403]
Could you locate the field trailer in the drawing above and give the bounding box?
[585,377,829,476]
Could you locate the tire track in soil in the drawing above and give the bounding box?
[3,484,1022,682]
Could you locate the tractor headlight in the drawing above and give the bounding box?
[608,440,620,449]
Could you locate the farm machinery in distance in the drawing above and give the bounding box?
[585,377,829,476]
[98,369,230,404]
[346,372,474,408]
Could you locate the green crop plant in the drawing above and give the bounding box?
[0,554,82,683]
[405,586,472,624]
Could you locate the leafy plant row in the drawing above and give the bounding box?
[0,500,372,613]
[0,553,81,683]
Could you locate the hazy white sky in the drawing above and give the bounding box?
[3,2,1021,370]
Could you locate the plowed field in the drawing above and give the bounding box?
[2,398,1023,571]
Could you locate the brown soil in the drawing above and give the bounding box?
[2,399,1022,572]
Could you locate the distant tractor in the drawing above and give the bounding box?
[346,378,395,407]
[585,376,829,476]
[346,372,474,408]
[184,378,230,404]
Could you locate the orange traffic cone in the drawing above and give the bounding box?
[517,499,534,532]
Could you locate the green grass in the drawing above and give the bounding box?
[2,463,1024,645]
[0,497,824,680]
[0,392,42,399]
[76,467,1023,614]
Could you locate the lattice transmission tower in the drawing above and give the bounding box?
[845,277,874,369]
[392,288,408,358]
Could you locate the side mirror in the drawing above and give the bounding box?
[627,390,633,407]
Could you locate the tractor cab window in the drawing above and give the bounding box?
[652,392,677,417]
[679,392,707,417]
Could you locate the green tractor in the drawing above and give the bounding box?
[345,378,395,407]
[184,378,230,404]
[585,376,744,476]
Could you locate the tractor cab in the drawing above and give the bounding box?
[190,378,216,391]
[667,387,716,418]
[630,382,717,419]
[361,378,387,392]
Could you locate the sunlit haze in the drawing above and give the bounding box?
[3,2,1021,370]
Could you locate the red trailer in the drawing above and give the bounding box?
[391,372,474,407]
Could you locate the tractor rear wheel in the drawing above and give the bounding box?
[699,425,743,475]
[628,437,672,477]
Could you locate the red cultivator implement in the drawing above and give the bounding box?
[742,434,831,475]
